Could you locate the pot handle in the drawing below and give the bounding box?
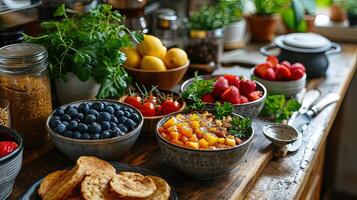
[326,42,341,56]
[259,44,279,56]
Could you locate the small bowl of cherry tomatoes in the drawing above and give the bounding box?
[119,86,186,136]
[251,56,306,97]
[180,74,267,118]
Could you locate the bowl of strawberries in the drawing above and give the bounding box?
[180,74,267,118]
[252,56,306,97]
[119,86,186,136]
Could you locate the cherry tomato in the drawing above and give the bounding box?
[266,56,279,67]
[144,95,157,105]
[156,105,162,116]
[124,96,142,108]
[161,99,181,115]
[139,102,156,117]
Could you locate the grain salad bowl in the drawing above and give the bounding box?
[0,126,23,200]
[155,112,254,180]
[46,100,143,161]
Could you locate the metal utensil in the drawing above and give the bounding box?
[287,93,341,152]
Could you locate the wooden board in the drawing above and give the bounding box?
[9,44,357,200]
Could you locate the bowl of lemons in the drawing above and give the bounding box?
[122,34,189,90]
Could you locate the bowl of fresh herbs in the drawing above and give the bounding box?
[25,4,143,104]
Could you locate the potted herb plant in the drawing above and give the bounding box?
[281,0,316,33]
[25,4,143,104]
[246,0,290,42]
[185,2,232,74]
[330,0,346,22]
[344,0,357,26]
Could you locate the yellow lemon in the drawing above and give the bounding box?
[121,47,141,68]
[163,48,189,69]
[140,56,167,71]
[136,34,167,58]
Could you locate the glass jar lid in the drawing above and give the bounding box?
[189,28,224,39]
[0,43,48,76]
[157,13,178,30]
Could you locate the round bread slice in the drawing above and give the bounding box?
[38,170,68,198]
[145,176,171,200]
[109,172,156,199]
[81,173,117,200]
[77,156,116,177]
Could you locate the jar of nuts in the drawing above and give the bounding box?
[0,43,53,147]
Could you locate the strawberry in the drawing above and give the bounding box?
[291,63,306,72]
[248,91,263,102]
[212,76,229,97]
[281,60,291,69]
[239,79,257,96]
[275,64,291,80]
[262,68,276,80]
[266,56,279,67]
[0,141,18,157]
[201,93,215,103]
[224,74,240,88]
[239,95,249,104]
[254,63,271,78]
[290,67,305,80]
[221,86,240,104]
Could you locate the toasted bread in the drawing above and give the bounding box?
[81,173,118,200]
[38,170,68,198]
[109,172,156,199]
[77,156,116,177]
[145,176,171,200]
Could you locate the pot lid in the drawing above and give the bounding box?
[274,33,332,53]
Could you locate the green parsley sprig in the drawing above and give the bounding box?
[261,94,301,122]
[229,116,252,139]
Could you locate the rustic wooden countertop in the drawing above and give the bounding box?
[8,43,357,200]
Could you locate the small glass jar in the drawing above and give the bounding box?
[185,29,224,74]
[0,43,53,147]
[155,12,179,48]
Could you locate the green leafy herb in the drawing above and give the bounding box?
[24,4,143,99]
[214,102,233,119]
[254,0,290,15]
[261,94,301,122]
[229,116,252,139]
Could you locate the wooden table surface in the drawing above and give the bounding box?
[8,44,357,200]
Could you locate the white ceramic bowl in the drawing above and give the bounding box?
[251,68,306,97]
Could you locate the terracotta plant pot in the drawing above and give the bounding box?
[284,15,316,33]
[245,14,280,42]
[330,4,346,22]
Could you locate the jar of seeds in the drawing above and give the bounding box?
[0,98,10,127]
[0,43,52,147]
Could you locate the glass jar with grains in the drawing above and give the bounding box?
[0,43,52,147]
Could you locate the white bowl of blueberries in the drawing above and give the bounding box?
[46,100,144,161]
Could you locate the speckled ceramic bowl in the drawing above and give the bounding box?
[47,100,143,161]
[180,75,267,118]
[0,126,23,200]
[155,112,254,180]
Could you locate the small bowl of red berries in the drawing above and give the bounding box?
[251,56,306,97]
[180,74,267,118]
[0,126,22,199]
[119,86,186,136]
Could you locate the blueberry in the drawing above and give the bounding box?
[125,119,137,130]
[63,130,72,137]
[53,108,64,116]
[88,122,101,134]
[129,113,140,123]
[85,114,96,124]
[100,130,111,139]
[50,119,61,129]
[124,111,131,118]
[98,112,111,122]
[127,108,134,113]
[54,124,66,134]
[92,134,100,140]
[75,118,81,123]
[118,117,127,124]
[114,110,124,118]
[62,121,69,127]
[92,102,104,111]
[111,127,124,137]
[61,114,71,122]
[67,120,78,130]
[64,105,74,113]
[77,123,88,133]
[78,103,90,113]
[101,121,110,130]
[112,104,121,111]
[102,102,108,107]
[81,133,91,140]
[118,124,128,133]
[73,131,82,139]
[77,113,84,121]
[110,130,119,137]
[105,106,115,114]
[111,116,118,124]
[88,109,99,117]
[66,108,78,118]
[121,107,128,112]
[110,122,117,129]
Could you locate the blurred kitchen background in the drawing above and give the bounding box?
[0,0,356,199]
